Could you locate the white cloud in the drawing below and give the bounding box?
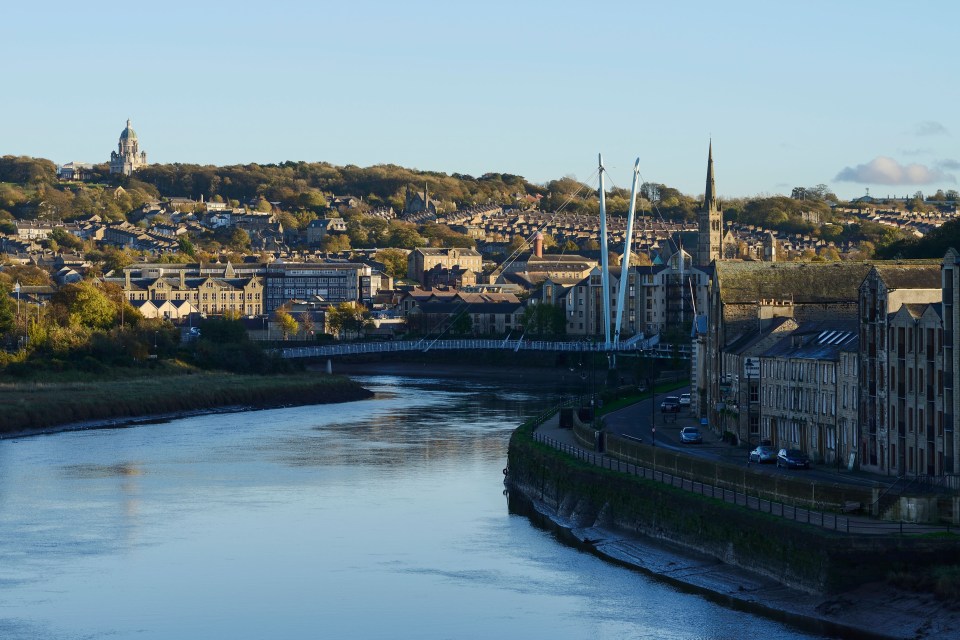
[914,121,949,136]
[835,156,955,185]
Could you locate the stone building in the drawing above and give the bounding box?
[943,249,960,477]
[117,262,263,317]
[109,119,147,176]
[759,326,857,465]
[403,184,439,217]
[557,249,710,340]
[703,261,873,429]
[885,303,946,476]
[837,342,860,470]
[719,317,798,445]
[857,263,942,474]
[406,247,482,285]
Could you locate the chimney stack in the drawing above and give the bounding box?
[533,231,543,258]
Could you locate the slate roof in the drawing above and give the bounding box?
[714,261,930,305]
[725,317,797,355]
[872,264,942,290]
[762,326,859,362]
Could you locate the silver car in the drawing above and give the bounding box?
[749,445,777,464]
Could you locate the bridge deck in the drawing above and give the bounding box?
[280,339,690,359]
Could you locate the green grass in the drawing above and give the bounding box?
[0,368,372,434]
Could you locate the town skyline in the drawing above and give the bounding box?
[4,1,958,200]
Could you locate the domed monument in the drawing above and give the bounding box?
[109,119,148,175]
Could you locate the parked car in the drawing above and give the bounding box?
[776,448,811,469]
[679,426,703,444]
[749,445,777,464]
[660,396,680,413]
[679,393,691,407]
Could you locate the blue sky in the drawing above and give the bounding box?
[3,0,958,200]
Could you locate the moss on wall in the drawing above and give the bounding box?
[508,423,960,595]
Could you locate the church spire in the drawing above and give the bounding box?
[704,139,716,210]
[697,140,722,266]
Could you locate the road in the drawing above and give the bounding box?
[603,387,889,490]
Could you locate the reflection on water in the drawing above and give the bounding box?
[0,374,827,639]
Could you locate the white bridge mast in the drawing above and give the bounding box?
[614,158,641,346]
[598,154,612,349]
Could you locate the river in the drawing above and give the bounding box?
[0,373,828,639]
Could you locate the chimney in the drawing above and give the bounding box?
[124,269,131,289]
[533,231,543,258]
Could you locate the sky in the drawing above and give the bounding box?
[3,0,958,200]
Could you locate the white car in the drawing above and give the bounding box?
[679,393,691,407]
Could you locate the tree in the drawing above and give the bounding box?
[506,235,528,255]
[0,282,14,336]
[298,190,328,213]
[387,223,426,248]
[449,312,472,336]
[53,282,116,330]
[818,246,841,261]
[375,248,408,279]
[326,302,371,339]
[0,264,51,287]
[178,236,196,257]
[521,302,565,337]
[321,233,351,253]
[298,312,315,339]
[228,227,251,251]
[273,307,299,340]
[49,227,84,251]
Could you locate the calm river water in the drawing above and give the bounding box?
[0,373,829,639]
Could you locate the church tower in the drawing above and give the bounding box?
[697,141,722,266]
[109,119,148,176]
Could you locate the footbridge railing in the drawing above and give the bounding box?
[279,339,691,359]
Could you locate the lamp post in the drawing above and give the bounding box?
[649,376,656,447]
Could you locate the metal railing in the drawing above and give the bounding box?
[532,431,956,536]
[280,339,691,359]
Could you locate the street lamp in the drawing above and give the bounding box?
[649,376,656,447]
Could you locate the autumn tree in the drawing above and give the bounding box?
[326,302,371,339]
[0,282,14,336]
[321,233,351,253]
[52,282,117,330]
[273,306,299,340]
[375,248,409,279]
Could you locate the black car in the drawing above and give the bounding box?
[776,448,811,469]
[660,396,680,413]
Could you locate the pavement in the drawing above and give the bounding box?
[551,387,943,491]
[524,395,960,639]
[534,390,956,535]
